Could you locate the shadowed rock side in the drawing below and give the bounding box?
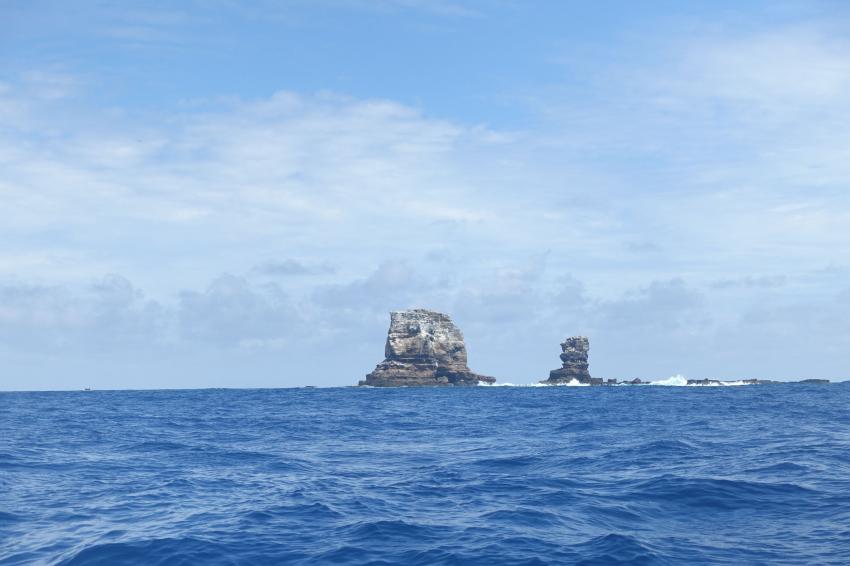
[542,336,594,384]
[359,309,496,386]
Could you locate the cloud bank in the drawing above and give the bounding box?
[1,3,849,388]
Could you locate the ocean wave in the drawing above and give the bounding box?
[648,374,751,386]
[572,533,663,566]
[0,510,22,525]
[342,519,448,543]
[122,440,190,452]
[618,439,698,456]
[4,386,849,565]
[480,508,566,528]
[470,454,542,469]
[56,538,224,566]
[746,462,811,474]
[646,374,689,386]
[242,502,342,525]
[482,375,752,387]
[626,475,817,511]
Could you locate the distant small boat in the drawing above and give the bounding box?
[83,388,92,391]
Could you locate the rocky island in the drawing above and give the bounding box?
[541,336,602,385]
[359,309,496,387]
[358,315,834,387]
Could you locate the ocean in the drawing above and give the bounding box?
[2,383,849,565]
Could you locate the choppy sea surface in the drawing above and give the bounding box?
[2,383,850,565]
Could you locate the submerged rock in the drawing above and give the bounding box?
[541,336,592,384]
[359,309,496,387]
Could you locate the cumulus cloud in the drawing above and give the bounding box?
[0,83,547,291]
[0,275,163,352]
[2,8,850,387]
[313,261,440,316]
[540,23,850,291]
[252,259,337,277]
[710,275,788,290]
[2,264,849,387]
[453,255,549,325]
[0,274,300,354]
[20,70,80,101]
[594,279,704,331]
[677,29,850,107]
[178,274,302,350]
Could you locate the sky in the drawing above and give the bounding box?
[1,0,849,390]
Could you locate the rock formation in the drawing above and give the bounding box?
[359,309,496,387]
[541,336,592,384]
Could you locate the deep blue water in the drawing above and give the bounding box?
[2,384,850,565]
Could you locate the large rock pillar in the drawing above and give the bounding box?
[359,309,496,386]
[541,336,593,384]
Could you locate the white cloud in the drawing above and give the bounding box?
[1,81,626,301]
[21,70,81,101]
[3,17,850,387]
[678,29,850,106]
[178,274,302,348]
[0,275,163,352]
[5,265,847,388]
[252,259,337,277]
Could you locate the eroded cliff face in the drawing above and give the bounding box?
[542,336,592,384]
[359,309,496,386]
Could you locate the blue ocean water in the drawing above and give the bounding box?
[2,384,850,565]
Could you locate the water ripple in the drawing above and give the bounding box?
[2,384,849,565]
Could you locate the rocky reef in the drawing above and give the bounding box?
[359,309,496,387]
[541,336,596,384]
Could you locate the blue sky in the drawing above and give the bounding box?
[2,0,849,389]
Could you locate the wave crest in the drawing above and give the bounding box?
[649,374,751,387]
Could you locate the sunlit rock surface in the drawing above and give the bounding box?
[359,309,496,387]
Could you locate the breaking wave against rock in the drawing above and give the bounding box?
[479,379,590,387]
[481,375,752,387]
[649,374,752,386]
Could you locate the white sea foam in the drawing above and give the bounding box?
[648,374,751,387]
[479,375,751,387]
[649,375,690,386]
[547,379,590,387]
[478,379,590,387]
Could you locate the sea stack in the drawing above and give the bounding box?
[359,309,496,386]
[541,336,594,384]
